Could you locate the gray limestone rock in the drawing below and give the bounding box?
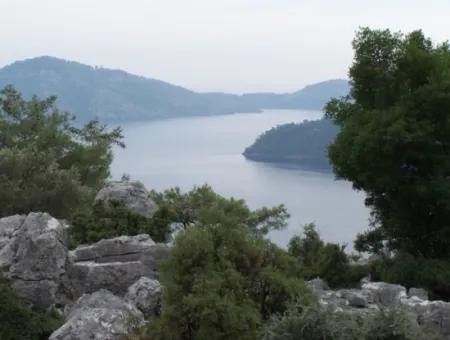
[67,234,170,298]
[361,282,407,306]
[95,180,158,218]
[0,212,68,310]
[126,277,162,316]
[49,289,144,340]
[408,287,428,300]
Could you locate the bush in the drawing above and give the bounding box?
[369,253,450,300]
[0,274,61,340]
[69,200,172,247]
[288,224,369,288]
[263,298,432,340]
[136,191,306,340]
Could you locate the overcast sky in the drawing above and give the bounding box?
[1,0,449,93]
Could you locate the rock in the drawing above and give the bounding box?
[408,287,428,300]
[309,278,450,339]
[0,215,26,270]
[306,278,329,293]
[361,282,406,306]
[126,277,162,316]
[71,234,155,262]
[67,234,170,298]
[0,212,68,310]
[49,289,144,340]
[344,291,368,308]
[95,180,158,218]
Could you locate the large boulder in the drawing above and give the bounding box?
[49,289,144,340]
[0,212,69,310]
[361,281,407,306]
[126,276,162,317]
[67,234,170,299]
[95,180,158,218]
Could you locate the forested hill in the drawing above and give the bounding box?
[0,56,349,123]
[243,119,339,171]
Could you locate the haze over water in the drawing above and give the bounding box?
[112,110,369,247]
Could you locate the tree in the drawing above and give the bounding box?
[150,184,289,237]
[144,193,306,340]
[0,86,124,219]
[288,224,368,288]
[325,28,450,259]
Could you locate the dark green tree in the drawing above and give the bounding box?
[150,184,289,237]
[288,224,368,288]
[0,86,124,219]
[143,193,306,340]
[325,28,450,259]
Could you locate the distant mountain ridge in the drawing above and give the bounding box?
[0,56,349,123]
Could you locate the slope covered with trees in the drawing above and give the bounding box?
[0,56,349,123]
[243,119,339,171]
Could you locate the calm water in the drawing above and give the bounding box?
[112,110,369,248]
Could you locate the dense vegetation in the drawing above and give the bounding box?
[243,119,339,171]
[0,56,349,123]
[326,28,450,298]
[129,189,368,340]
[0,85,124,219]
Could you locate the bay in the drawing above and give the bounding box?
[112,110,369,248]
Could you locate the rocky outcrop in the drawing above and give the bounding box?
[95,180,158,218]
[126,276,162,317]
[67,234,170,299]
[49,289,144,340]
[0,212,69,310]
[0,212,169,312]
[308,279,450,339]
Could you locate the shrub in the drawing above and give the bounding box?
[263,298,431,340]
[288,224,369,288]
[69,200,172,247]
[369,253,450,300]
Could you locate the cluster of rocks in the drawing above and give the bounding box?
[0,181,167,340]
[307,278,450,339]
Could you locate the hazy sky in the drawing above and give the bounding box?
[1,0,449,93]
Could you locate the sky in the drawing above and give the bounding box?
[1,0,449,93]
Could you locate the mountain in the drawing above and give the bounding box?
[0,56,350,123]
[243,119,339,171]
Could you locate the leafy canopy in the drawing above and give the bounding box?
[325,28,450,258]
[142,188,306,340]
[0,85,124,219]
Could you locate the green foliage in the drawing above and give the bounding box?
[69,200,172,247]
[0,274,61,340]
[325,28,450,259]
[150,184,289,237]
[243,119,339,171]
[0,85,124,219]
[139,192,306,340]
[288,224,368,288]
[263,298,429,340]
[369,253,450,300]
